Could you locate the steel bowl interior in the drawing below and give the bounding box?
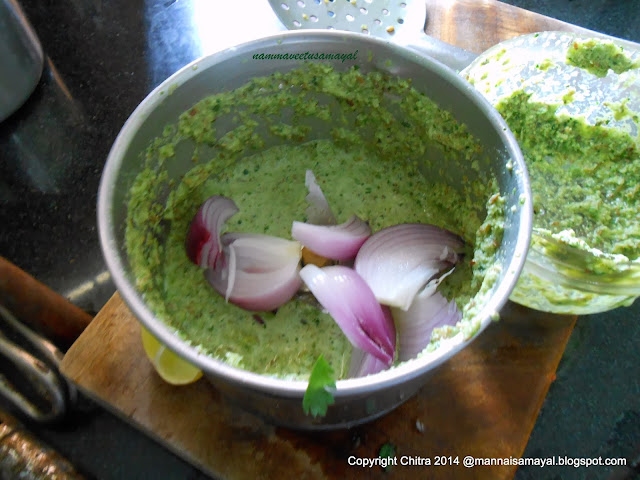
[98,30,532,429]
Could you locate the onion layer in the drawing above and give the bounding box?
[392,291,462,362]
[348,348,390,378]
[354,223,464,311]
[299,264,395,365]
[206,233,302,311]
[185,196,239,268]
[292,215,371,261]
[304,170,336,225]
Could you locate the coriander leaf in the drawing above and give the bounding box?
[302,355,336,417]
[379,442,396,471]
[379,442,395,458]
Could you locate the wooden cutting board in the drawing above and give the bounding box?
[61,2,595,478]
[62,295,575,479]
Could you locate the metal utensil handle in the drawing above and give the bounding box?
[402,34,478,72]
[266,0,477,71]
[0,336,67,422]
[0,304,70,422]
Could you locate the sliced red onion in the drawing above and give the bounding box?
[185,196,239,268]
[299,264,395,365]
[223,242,237,301]
[206,233,302,311]
[354,223,464,311]
[419,267,456,299]
[222,232,302,271]
[291,215,372,261]
[348,348,390,378]
[304,170,336,225]
[392,291,462,362]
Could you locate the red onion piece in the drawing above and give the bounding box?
[222,232,302,271]
[291,215,372,261]
[299,264,395,365]
[354,223,464,311]
[304,170,336,225]
[185,196,239,268]
[206,233,302,311]
[418,267,456,299]
[393,291,462,362]
[348,348,390,378]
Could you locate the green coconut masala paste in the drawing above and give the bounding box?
[465,35,640,312]
[125,62,507,380]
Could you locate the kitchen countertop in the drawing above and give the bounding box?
[0,0,638,479]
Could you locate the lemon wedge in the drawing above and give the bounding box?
[140,326,203,385]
